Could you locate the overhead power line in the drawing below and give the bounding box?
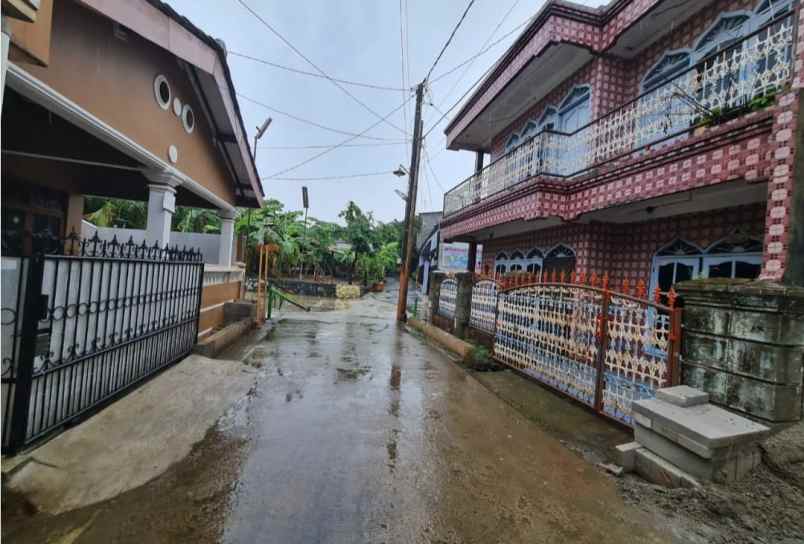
[423,56,499,138]
[424,0,477,82]
[259,141,407,150]
[438,0,521,109]
[429,15,532,84]
[398,0,410,143]
[266,171,395,181]
[237,93,403,141]
[265,95,414,179]
[228,51,406,91]
[236,0,407,136]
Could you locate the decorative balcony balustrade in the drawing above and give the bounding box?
[443,14,795,217]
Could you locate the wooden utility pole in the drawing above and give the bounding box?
[397,82,425,322]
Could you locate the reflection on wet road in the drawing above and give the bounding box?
[222,283,667,543]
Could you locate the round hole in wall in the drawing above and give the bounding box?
[153,75,171,110]
[182,104,195,134]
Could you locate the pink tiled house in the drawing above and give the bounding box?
[441,0,803,293]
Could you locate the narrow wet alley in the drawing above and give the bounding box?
[220,284,667,543]
[1,283,670,544]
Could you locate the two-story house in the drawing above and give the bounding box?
[441,0,803,296]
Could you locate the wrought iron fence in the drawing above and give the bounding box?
[443,12,795,216]
[438,278,458,319]
[493,273,681,426]
[1,233,204,453]
[469,278,500,335]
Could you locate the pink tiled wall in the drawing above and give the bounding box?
[480,203,767,287]
[490,0,763,161]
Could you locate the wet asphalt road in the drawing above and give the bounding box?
[220,282,667,543]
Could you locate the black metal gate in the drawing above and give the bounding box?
[2,235,204,453]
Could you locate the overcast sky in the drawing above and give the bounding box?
[165,0,606,223]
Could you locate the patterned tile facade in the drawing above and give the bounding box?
[480,203,767,287]
[442,0,804,282]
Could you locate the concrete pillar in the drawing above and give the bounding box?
[144,169,181,248]
[1,18,10,115]
[145,184,176,248]
[65,194,84,237]
[453,271,474,339]
[467,241,477,275]
[428,271,446,320]
[218,209,236,266]
[474,151,485,174]
[676,281,804,423]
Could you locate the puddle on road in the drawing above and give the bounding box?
[335,366,372,382]
[281,295,352,312]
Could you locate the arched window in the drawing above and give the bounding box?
[641,50,692,93]
[494,251,508,275]
[558,87,591,173]
[694,13,751,60]
[651,239,702,296]
[525,248,544,276]
[538,107,558,130]
[521,120,539,141]
[509,250,525,272]
[543,244,576,277]
[558,86,592,132]
[504,133,520,153]
[703,233,762,279]
[754,0,793,26]
[639,50,694,147]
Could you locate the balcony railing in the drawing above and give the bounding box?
[443,13,795,217]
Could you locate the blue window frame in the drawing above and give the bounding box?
[558,86,591,132]
[641,50,692,93]
[693,12,751,61]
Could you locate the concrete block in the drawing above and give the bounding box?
[684,364,803,423]
[683,332,804,385]
[223,301,255,323]
[614,441,642,472]
[656,386,709,407]
[634,448,701,489]
[632,398,770,452]
[194,318,253,358]
[634,423,760,483]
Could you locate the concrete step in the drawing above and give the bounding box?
[634,448,702,489]
[632,397,770,459]
[634,423,762,483]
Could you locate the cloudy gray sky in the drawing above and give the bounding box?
[166,0,605,223]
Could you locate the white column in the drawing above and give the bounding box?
[1,18,11,114]
[218,209,236,266]
[144,184,176,248]
[144,169,182,248]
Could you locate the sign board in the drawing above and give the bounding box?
[437,242,483,273]
[302,186,309,209]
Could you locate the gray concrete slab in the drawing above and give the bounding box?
[614,441,642,472]
[634,448,701,489]
[656,386,709,407]
[634,423,760,482]
[632,398,770,453]
[3,355,256,515]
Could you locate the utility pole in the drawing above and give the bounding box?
[397,82,425,322]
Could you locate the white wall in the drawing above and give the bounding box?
[81,221,230,265]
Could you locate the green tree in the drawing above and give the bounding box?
[172,208,221,233]
[83,197,147,229]
[338,201,375,284]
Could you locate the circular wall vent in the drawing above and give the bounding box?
[153,75,171,110]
